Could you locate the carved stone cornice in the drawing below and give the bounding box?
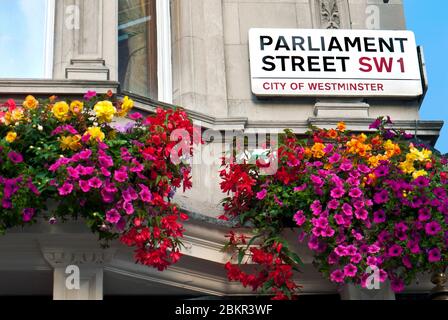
[42,250,115,268]
[39,235,116,268]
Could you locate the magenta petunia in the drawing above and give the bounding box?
[293,184,307,192]
[390,278,405,293]
[374,165,389,177]
[293,210,306,226]
[129,112,143,120]
[8,151,23,164]
[428,248,441,262]
[106,209,121,224]
[348,188,362,198]
[343,264,357,277]
[340,160,353,172]
[123,202,135,215]
[373,190,389,204]
[114,170,128,183]
[425,221,442,236]
[341,203,353,216]
[310,200,322,215]
[256,189,267,200]
[22,208,35,222]
[88,177,103,189]
[330,269,345,283]
[58,182,73,196]
[79,180,91,193]
[84,90,97,100]
[99,155,114,168]
[354,208,368,220]
[330,187,345,199]
[78,149,92,160]
[373,210,386,223]
[139,184,153,203]
[387,244,403,257]
[328,199,339,210]
[328,153,341,164]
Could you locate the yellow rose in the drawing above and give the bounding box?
[59,135,82,151]
[117,96,134,117]
[70,100,84,114]
[5,131,17,143]
[412,170,428,179]
[11,108,24,122]
[94,101,116,123]
[399,160,415,174]
[59,136,73,151]
[23,95,39,109]
[85,126,105,142]
[52,102,70,122]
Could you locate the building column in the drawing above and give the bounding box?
[171,0,229,117]
[40,237,115,300]
[52,0,118,81]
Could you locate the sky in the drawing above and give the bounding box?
[0,0,47,78]
[0,0,446,152]
[404,0,448,153]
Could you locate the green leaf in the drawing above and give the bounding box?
[237,249,245,265]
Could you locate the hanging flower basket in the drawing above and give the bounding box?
[0,92,198,271]
[220,117,447,299]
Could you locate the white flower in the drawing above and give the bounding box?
[37,125,43,131]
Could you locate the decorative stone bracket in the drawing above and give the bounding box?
[40,236,115,300]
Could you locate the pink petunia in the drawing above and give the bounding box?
[328,153,341,164]
[84,90,97,100]
[343,264,357,277]
[293,210,306,226]
[425,221,442,236]
[106,209,121,224]
[428,248,441,262]
[342,203,353,216]
[79,180,91,193]
[348,188,362,198]
[330,187,345,199]
[123,202,135,215]
[58,182,73,196]
[22,208,35,222]
[256,189,267,200]
[387,244,403,257]
[139,184,153,203]
[340,160,353,172]
[373,210,386,224]
[114,170,128,183]
[8,151,23,164]
[88,177,103,189]
[330,269,345,283]
[310,200,322,216]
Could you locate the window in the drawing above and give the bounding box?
[118,0,158,99]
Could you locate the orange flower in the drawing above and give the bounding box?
[337,121,346,132]
[311,143,325,158]
[327,129,338,139]
[22,95,39,110]
[106,90,113,97]
[371,135,382,146]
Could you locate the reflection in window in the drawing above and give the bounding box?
[118,0,158,99]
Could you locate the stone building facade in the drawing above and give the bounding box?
[0,0,443,299]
